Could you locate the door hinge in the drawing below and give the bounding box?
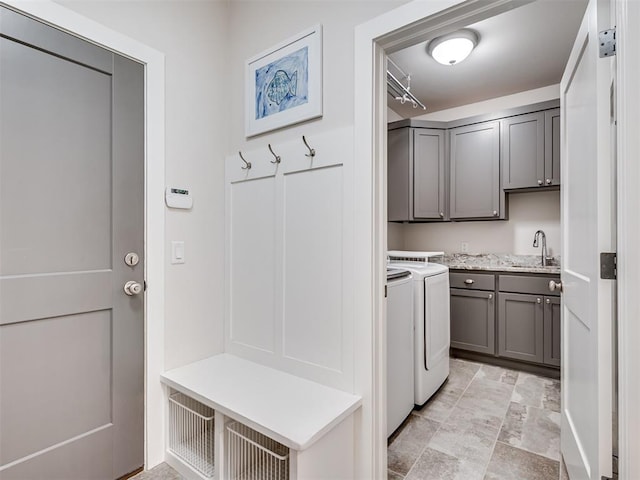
[384,285,387,298]
[600,252,617,280]
[599,27,616,58]
[144,280,147,292]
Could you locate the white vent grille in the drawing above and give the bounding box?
[226,421,289,480]
[168,391,215,478]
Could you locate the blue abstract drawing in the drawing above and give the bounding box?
[255,47,309,120]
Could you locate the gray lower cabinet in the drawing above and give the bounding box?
[544,296,561,366]
[388,127,447,222]
[498,293,544,363]
[449,121,503,219]
[450,288,495,355]
[450,271,561,369]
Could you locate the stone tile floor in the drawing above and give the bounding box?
[132,358,567,480]
[388,358,567,480]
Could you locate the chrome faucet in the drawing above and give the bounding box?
[533,230,548,266]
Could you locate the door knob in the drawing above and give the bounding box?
[124,281,143,296]
[549,280,563,292]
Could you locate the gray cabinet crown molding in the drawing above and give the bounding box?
[388,99,560,131]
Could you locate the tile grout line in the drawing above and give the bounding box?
[478,370,519,480]
[403,360,483,479]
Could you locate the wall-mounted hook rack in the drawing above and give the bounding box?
[268,144,281,164]
[238,151,251,170]
[302,136,316,158]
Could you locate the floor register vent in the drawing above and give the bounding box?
[227,421,290,480]
[168,391,215,478]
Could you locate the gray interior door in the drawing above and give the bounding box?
[0,7,144,479]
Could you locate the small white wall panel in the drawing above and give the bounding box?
[283,166,343,372]
[229,177,276,353]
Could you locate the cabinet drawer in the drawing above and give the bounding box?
[498,275,561,296]
[450,272,495,290]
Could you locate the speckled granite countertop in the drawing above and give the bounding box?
[431,253,561,275]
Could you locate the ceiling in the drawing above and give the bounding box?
[387,0,588,118]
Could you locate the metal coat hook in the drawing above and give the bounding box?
[268,144,281,164]
[302,135,316,158]
[238,151,251,170]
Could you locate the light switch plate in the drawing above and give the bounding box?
[171,241,185,264]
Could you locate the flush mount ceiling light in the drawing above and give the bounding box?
[427,29,479,66]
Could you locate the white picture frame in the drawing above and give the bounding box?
[245,24,323,137]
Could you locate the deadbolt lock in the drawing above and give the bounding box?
[124,252,140,267]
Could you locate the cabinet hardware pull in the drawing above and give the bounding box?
[538,179,543,185]
[488,293,493,300]
[546,298,551,304]
[537,297,542,304]
[464,279,475,285]
[492,210,498,216]
[546,179,552,185]
[439,212,444,218]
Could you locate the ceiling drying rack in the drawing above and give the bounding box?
[387,58,426,111]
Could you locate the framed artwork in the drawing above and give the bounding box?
[245,24,322,137]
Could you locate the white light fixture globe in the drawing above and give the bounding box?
[427,29,479,66]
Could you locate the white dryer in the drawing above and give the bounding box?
[388,254,450,405]
[386,268,414,436]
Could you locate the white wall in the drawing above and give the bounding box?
[403,190,561,256]
[227,1,409,153]
[388,84,562,257]
[412,84,560,121]
[56,0,229,370]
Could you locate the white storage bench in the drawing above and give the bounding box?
[160,354,362,480]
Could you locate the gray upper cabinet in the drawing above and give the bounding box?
[449,121,503,219]
[503,108,560,190]
[388,127,446,222]
[544,108,561,186]
[502,112,545,189]
[413,129,446,220]
[388,127,411,222]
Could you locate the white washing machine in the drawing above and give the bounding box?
[388,252,450,405]
[386,268,414,436]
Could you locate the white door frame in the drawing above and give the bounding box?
[354,0,640,477]
[1,0,166,469]
[613,2,640,479]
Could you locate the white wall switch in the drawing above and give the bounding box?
[461,241,469,253]
[171,241,185,264]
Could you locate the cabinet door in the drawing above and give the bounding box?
[388,127,410,222]
[502,112,545,189]
[544,108,561,186]
[413,129,446,220]
[450,288,495,355]
[449,121,501,219]
[544,295,561,366]
[498,293,544,363]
